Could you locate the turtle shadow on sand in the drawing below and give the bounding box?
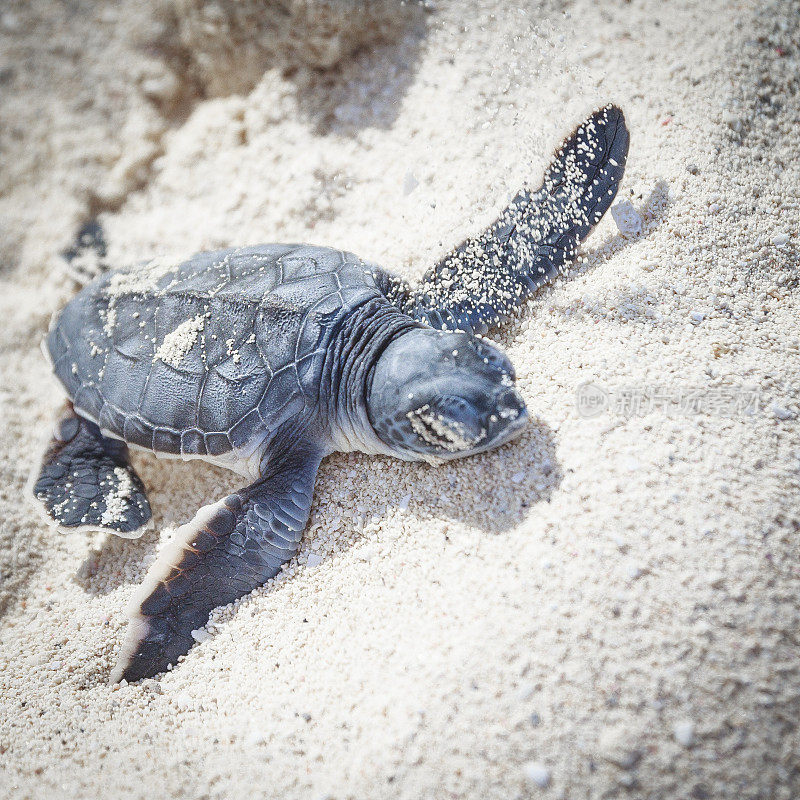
[395,417,562,535]
[75,418,561,598]
[309,416,562,542]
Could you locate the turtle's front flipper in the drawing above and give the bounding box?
[110,444,323,683]
[406,104,629,334]
[32,403,151,538]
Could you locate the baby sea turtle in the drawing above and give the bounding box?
[33,105,628,682]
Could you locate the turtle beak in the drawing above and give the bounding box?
[497,386,526,421]
[494,387,528,442]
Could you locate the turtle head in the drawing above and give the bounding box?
[367,328,528,463]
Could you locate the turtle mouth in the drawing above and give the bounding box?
[406,402,487,453]
[408,387,529,461]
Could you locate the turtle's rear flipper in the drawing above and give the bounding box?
[406,104,630,334]
[32,404,151,538]
[61,219,109,284]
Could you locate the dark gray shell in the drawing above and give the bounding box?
[47,245,385,458]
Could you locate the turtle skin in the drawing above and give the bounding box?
[46,244,388,462]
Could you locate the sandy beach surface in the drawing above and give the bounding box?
[1,1,799,798]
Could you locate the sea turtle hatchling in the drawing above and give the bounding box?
[32,105,629,682]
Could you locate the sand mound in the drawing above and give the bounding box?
[163,0,423,96]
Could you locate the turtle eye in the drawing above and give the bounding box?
[472,338,515,381]
[428,395,475,424]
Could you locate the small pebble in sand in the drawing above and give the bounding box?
[517,681,536,701]
[403,170,419,196]
[627,565,644,580]
[0,11,21,32]
[673,719,696,747]
[771,232,789,248]
[359,544,378,562]
[598,726,642,770]
[141,72,180,104]
[687,163,700,174]
[307,552,324,568]
[690,311,705,324]
[770,403,795,421]
[173,693,194,711]
[722,109,741,129]
[708,572,725,589]
[190,628,211,643]
[523,761,551,788]
[611,199,643,238]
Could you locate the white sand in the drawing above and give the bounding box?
[1,0,799,798]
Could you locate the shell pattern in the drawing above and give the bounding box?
[47,244,386,461]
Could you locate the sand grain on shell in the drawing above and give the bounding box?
[154,314,207,368]
[1,1,799,799]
